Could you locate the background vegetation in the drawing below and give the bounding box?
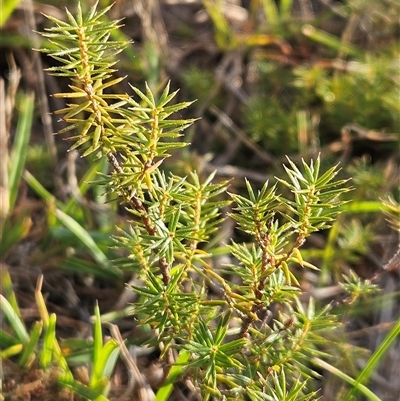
[1,0,399,400]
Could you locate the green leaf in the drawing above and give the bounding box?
[19,321,43,369]
[0,329,20,348]
[0,266,20,317]
[313,357,382,401]
[55,208,114,271]
[155,350,191,401]
[92,301,103,355]
[0,295,29,344]
[58,376,110,401]
[302,24,365,59]
[40,313,57,370]
[24,171,118,274]
[89,302,119,394]
[344,319,400,401]
[8,92,34,211]
[0,0,22,27]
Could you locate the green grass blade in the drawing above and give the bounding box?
[0,294,29,344]
[55,208,113,271]
[24,171,115,272]
[0,265,20,316]
[99,340,120,378]
[280,0,293,18]
[0,216,31,258]
[1,0,23,27]
[34,279,72,377]
[91,340,119,395]
[312,357,382,401]
[261,0,279,25]
[0,329,19,348]
[0,33,32,47]
[155,350,190,401]
[58,377,109,401]
[98,305,135,323]
[23,170,61,205]
[302,24,364,59]
[35,275,50,327]
[8,92,35,211]
[40,313,57,370]
[64,157,108,214]
[62,257,120,279]
[90,301,104,387]
[202,0,233,49]
[319,217,341,285]
[87,305,120,394]
[342,201,391,214]
[53,345,74,381]
[344,319,400,401]
[19,320,43,369]
[1,343,24,358]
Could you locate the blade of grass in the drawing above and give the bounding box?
[0,33,32,47]
[8,92,34,211]
[155,350,191,401]
[280,0,293,18]
[62,256,120,279]
[99,305,135,323]
[319,216,341,285]
[35,275,50,327]
[302,24,364,59]
[88,303,120,395]
[53,340,74,381]
[0,294,29,344]
[342,201,391,214]
[0,264,20,316]
[261,0,279,25]
[23,170,63,207]
[0,216,32,258]
[1,0,23,27]
[35,276,73,379]
[91,339,119,395]
[24,170,118,273]
[0,329,20,347]
[203,0,234,49]
[90,301,104,388]
[344,319,400,401]
[312,357,382,401]
[58,378,110,401]
[98,339,120,379]
[64,156,108,214]
[55,208,114,271]
[40,313,56,369]
[19,320,43,369]
[1,344,24,358]
[59,338,93,365]
[0,78,7,239]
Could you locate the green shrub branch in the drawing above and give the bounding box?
[36,3,360,400]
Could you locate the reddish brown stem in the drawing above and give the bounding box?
[107,152,171,285]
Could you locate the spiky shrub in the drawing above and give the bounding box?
[37,3,358,400]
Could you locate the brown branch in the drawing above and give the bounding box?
[107,152,171,285]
